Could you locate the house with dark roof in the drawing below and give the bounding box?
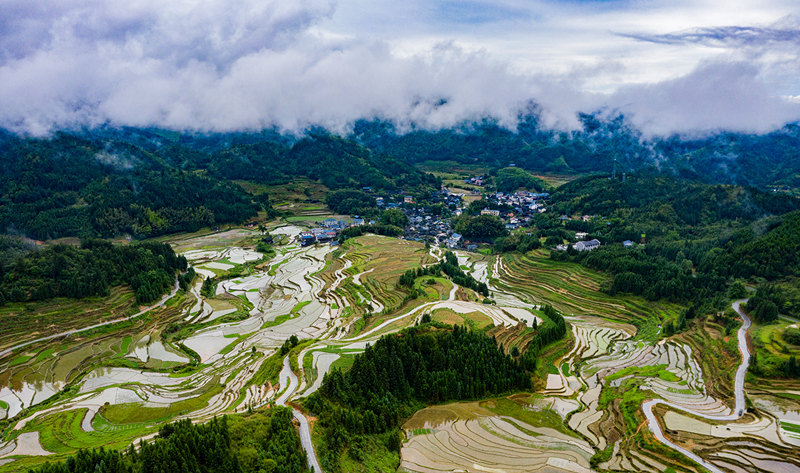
[573,239,601,252]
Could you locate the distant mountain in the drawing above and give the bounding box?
[350,115,800,190]
[3,112,800,240]
[0,130,436,240]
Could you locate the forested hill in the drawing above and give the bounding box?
[212,134,437,190]
[0,133,260,240]
[544,174,800,310]
[0,240,189,305]
[350,116,800,190]
[550,173,800,233]
[0,131,437,240]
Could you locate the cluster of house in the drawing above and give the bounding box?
[298,217,370,246]
[440,190,464,209]
[401,189,463,242]
[464,175,487,186]
[405,214,451,242]
[375,196,417,208]
[475,191,550,231]
[488,191,549,216]
[490,190,549,206]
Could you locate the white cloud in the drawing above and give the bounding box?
[0,0,799,136]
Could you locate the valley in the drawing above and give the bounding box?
[1,223,798,473]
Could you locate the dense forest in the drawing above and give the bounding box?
[0,240,186,304]
[5,108,800,240]
[0,134,260,239]
[0,131,437,240]
[350,114,800,190]
[29,409,308,473]
[305,324,531,472]
[542,174,800,346]
[547,174,800,294]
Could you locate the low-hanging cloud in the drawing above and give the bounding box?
[1,0,800,137]
[604,62,800,136]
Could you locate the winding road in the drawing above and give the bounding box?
[0,279,181,360]
[642,299,751,473]
[277,356,322,473]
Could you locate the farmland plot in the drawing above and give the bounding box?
[3,229,800,473]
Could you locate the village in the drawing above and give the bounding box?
[295,178,566,251]
[291,177,639,254]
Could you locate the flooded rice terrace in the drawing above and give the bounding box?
[1,227,800,473]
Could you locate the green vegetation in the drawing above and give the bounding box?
[305,325,531,473]
[199,276,218,299]
[497,250,683,336]
[606,364,680,382]
[781,421,800,434]
[599,377,649,433]
[0,134,261,240]
[379,208,409,227]
[291,301,311,314]
[747,284,787,323]
[28,411,309,473]
[355,115,800,191]
[0,130,444,240]
[494,167,549,193]
[100,383,222,425]
[340,223,403,240]
[547,175,800,338]
[451,214,508,240]
[494,231,542,253]
[9,354,32,366]
[751,318,800,378]
[398,251,489,297]
[326,190,377,216]
[0,240,185,305]
[518,305,568,372]
[483,395,579,439]
[252,351,286,386]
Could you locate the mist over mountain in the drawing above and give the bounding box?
[351,112,800,189]
[2,110,798,240]
[36,107,795,191]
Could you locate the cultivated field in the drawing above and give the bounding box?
[2,231,799,473]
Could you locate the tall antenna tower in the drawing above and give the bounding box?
[612,158,617,180]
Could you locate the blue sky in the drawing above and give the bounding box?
[1,0,799,136]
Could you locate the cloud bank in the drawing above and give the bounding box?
[1,0,800,137]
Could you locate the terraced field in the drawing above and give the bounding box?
[2,232,799,473]
[399,251,800,473]
[496,250,683,336]
[0,288,139,354]
[0,229,545,472]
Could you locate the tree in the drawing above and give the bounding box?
[379,208,409,227]
[325,190,376,215]
[463,215,508,240]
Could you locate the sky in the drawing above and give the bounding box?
[2,0,800,136]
